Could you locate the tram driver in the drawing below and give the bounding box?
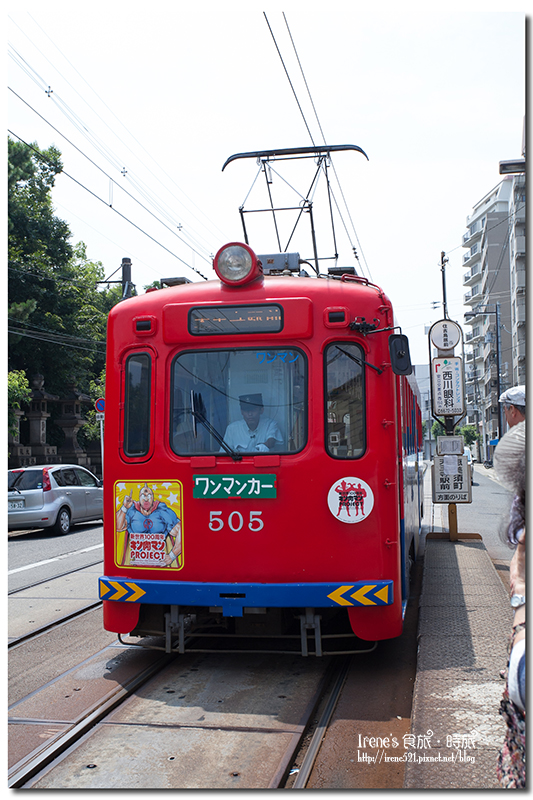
[222,393,283,453]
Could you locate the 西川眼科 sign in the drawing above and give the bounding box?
[431,357,464,416]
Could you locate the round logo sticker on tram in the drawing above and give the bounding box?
[327,477,374,524]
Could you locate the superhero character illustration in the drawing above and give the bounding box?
[115,482,182,568]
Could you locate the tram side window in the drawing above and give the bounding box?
[170,348,307,456]
[325,343,365,458]
[124,353,151,457]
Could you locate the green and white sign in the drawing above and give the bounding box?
[193,474,277,499]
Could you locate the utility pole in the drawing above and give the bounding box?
[121,257,133,299]
[96,257,135,300]
[440,251,449,319]
[495,302,503,439]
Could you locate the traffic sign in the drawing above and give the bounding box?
[95,398,105,413]
[96,412,105,422]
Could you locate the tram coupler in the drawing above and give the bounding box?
[299,608,323,657]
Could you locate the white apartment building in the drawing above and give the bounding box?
[462,178,513,461]
[508,171,526,386]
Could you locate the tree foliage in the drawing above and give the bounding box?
[8,370,32,436]
[431,420,480,445]
[8,137,116,396]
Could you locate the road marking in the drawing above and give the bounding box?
[8,544,103,575]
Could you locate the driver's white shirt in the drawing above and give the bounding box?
[223,417,283,452]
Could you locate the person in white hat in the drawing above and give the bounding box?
[222,394,283,453]
[499,385,525,430]
[493,420,525,787]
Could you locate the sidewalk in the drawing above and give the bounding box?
[404,470,512,789]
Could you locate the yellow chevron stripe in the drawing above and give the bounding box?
[327,585,355,606]
[125,582,146,602]
[351,584,377,606]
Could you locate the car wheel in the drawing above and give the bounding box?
[53,507,71,535]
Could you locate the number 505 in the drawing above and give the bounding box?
[209,510,264,532]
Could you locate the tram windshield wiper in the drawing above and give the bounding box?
[334,346,383,375]
[190,391,242,462]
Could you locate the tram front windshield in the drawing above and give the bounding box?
[171,348,307,455]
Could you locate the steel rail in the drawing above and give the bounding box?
[291,656,351,787]
[8,653,173,788]
[8,601,103,649]
[8,559,103,595]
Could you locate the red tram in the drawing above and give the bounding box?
[99,240,423,656]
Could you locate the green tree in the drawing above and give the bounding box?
[8,370,32,437]
[8,138,114,394]
[459,424,479,446]
[431,420,446,439]
[77,368,107,447]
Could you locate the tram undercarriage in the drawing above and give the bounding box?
[120,604,377,658]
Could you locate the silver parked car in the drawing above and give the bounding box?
[8,464,103,535]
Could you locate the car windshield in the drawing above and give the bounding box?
[171,347,307,455]
[8,470,44,490]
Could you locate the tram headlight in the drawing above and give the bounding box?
[214,243,262,286]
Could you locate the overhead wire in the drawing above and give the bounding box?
[8,327,106,355]
[263,12,316,146]
[282,13,372,279]
[8,124,209,281]
[8,317,106,346]
[8,88,213,269]
[265,13,373,281]
[10,14,230,245]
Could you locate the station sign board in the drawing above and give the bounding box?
[429,319,462,352]
[432,455,472,503]
[437,435,464,455]
[431,357,464,416]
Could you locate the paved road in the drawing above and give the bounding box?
[8,523,103,593]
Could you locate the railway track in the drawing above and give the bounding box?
[11,644,351,789]
[8,601,103,649]
[8,558,104,649]
[8,547,422,789]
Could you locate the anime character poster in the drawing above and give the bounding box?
[115,481,183,569]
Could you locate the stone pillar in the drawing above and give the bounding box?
[55,381,91,466]
[8,409,35,468]
[26,374,58,464]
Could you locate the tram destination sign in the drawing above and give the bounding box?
[431,357,465,416]
[432,455,472,503]
[189,304,283,335]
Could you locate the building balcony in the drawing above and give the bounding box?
[463,266,482,285]
[462,222,484,247]
[514,235,526,257]
[516,305,526,325]
[465,328,483,344]
[464,289,482,305]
